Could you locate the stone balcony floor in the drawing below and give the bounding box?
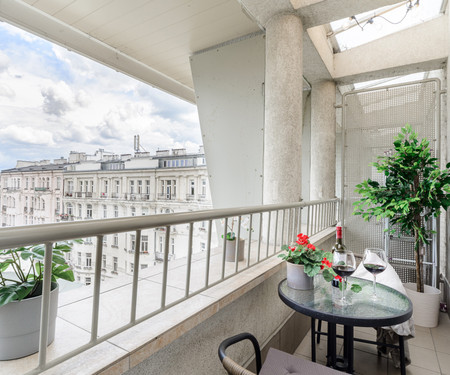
[295,312,450,375]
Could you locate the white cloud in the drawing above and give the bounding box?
[41,81,74,116]
[0,23,202,170]
[0,125,54,145]
[0,51,10,73]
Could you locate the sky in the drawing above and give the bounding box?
[0,21,202,171]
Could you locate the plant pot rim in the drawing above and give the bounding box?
[403,282,441,295]
[3,282,59,306]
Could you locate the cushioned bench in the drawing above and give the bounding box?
[219,332,342,375]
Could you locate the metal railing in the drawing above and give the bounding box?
[0,198,338,374]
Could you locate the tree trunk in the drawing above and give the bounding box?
[414,228,424,293]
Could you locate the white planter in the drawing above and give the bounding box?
[404,282,441,328]
[286,262,314,290]
[225,238,245,262]
[0,283,59,360]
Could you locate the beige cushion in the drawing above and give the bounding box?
[260,348,342,375]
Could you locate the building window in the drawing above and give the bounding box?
[42,199,45,210]
[190,179,195,195]
[25,178,29,189]
[85,277,91,286]
[145,180,150,195]
[103,205,107,218]
[102,254,106,269]
[161,180,176,199]
[32,178,35,189]
[202,179,207,195]
[115,180,120,193]
[57,177,61,190]
[113,257,118,272]
[67,180,73,193]
[130,180,135,194]
[113,233,119,247]
[77,252,82,266]
[78,204,82,217]
[171,238,175,254]
[131,206,136,216]
[46,177,50,188]
[114,205,119,218]
[130,262,134,273]
[104,180,109,193]
[67,203,73,215]
[86,204,92,218]
[200,242,206,252]
[141,235,148,253]
[159,236,163,252]
[137,180,143,194]
[130,234,136,252]
[86,253,92,267]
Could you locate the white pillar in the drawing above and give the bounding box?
[263,13,303,204]
[310,81,336,200]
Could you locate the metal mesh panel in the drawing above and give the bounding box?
[342,80,439,283]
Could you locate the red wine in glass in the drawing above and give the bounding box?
[363,248,387,300]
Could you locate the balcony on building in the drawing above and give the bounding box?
[0,1,449,375]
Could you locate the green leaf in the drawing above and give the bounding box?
[350,284,362,293]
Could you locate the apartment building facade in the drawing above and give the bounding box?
[0,159,66,227]
[0,148,212,285]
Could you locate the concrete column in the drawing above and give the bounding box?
[310,81,336,200]
[263,13,303,204]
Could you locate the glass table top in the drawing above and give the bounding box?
[278,276,413,327]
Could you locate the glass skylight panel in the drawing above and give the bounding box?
[329,0,444,51]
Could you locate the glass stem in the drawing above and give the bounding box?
[373,275,377,296]
[342,277,346,301]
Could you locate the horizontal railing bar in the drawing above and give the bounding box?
[0,199,338,249]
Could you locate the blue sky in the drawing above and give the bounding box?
[0,22,202,171]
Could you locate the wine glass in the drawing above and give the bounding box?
[332,250,356,306]
[363,248,387,300]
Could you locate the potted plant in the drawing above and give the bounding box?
[222,217,250,262]
[279,233,361,292]
[353,124,450,326]
[0,241,77,360]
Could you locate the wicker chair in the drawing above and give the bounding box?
[218,332,342,375]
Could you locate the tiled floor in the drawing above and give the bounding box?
[294,312,450,374]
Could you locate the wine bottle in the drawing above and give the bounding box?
[331,224,346,253]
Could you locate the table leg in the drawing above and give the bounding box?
[327,322,337,367]
[311,318,316,362]
[344,325,354,374]
[399,335,406,375]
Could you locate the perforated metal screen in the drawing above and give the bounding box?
[342,80,440,284]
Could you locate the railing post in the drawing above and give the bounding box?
[130,230,141,323]
[273,210,279,254]
[161,226,171,308]
[247,214,253,267]
[38,242,54,369]
[221,218,228,280]
[235,216,242,273]
[204,220,213,287]
[185,223,194,297]
[91,235,104,340]
[257,213,263,262]
[266,211,271,258]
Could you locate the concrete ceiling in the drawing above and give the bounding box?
[0,0,447,103]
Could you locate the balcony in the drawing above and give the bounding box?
[0,199,339,375]
[157,193,176,200]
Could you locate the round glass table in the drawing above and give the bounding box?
[278,277,413,374]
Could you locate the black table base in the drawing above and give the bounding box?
[311,318,406,375]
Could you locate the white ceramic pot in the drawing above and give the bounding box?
[0,282,59,360]
[225,238,245,262]
[286,262,314,290]
[403,282,441,328]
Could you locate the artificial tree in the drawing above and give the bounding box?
[353,124,450,293]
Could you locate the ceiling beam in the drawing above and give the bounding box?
[0,0,196,103]
[333,15,448,84]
